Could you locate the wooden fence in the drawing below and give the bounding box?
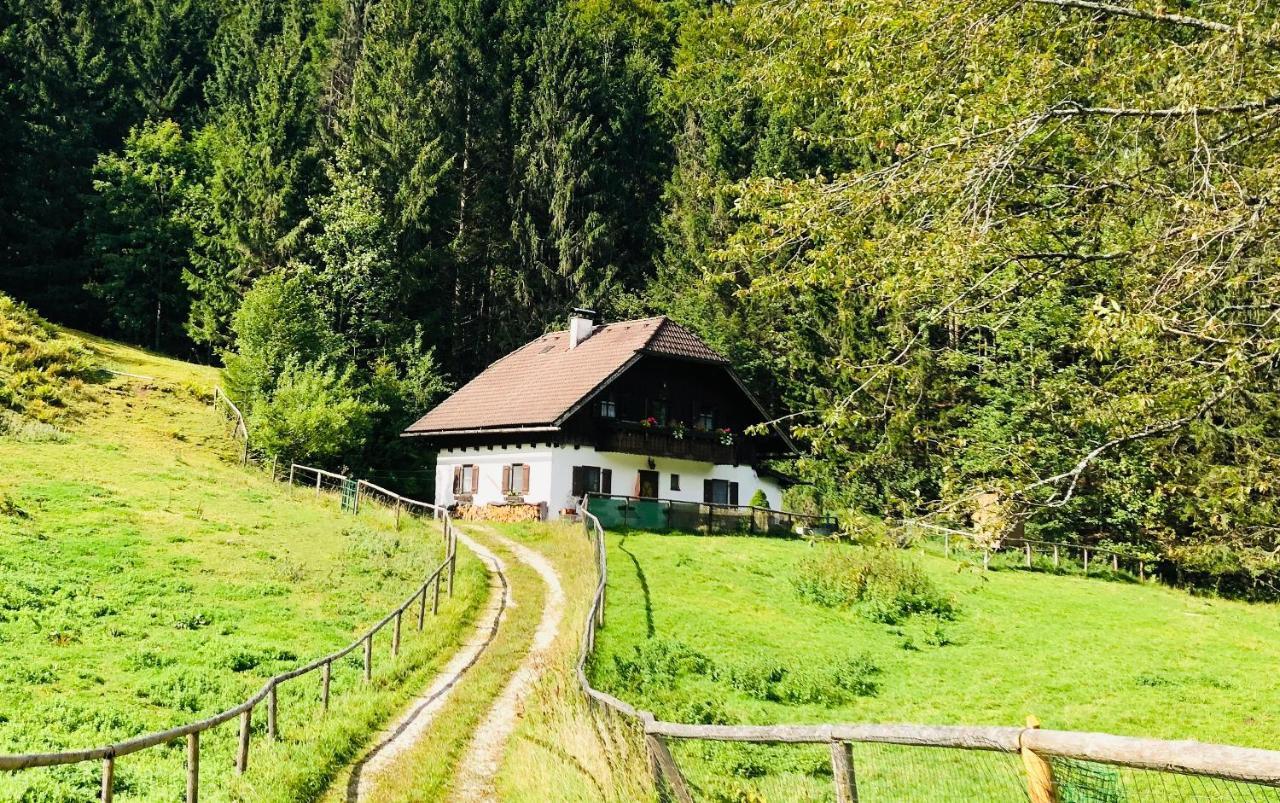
[0,467,458,802]
[905,520,1152,580]
[574,499,1280,801]
[211,386,250,466]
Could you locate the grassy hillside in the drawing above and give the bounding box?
[0,306,485,801]
[591,532,1280,800]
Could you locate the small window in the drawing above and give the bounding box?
[670,474,681,491]
[598,398,617,418]
[703,479,739,506]
[648,399,668,425]
[453,464,478,495]
[696,407,715,430]
[503,463,530,494]
[572,465,613,497]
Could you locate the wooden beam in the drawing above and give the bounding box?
[831,740,858,803]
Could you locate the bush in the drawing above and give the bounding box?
[610,638,713,693]
[251,359,382,465]
[0,294,94,424]
[794,545,956,624]
[748,488,770,509]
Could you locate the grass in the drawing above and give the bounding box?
[591,531,1280,801]
[329,521,653,803]
[0,313,486,801]
[491,522,651,803]
[322,524,548,802]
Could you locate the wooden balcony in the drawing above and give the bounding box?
[597,422,739,464]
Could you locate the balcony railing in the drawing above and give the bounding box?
[596,421,739,463]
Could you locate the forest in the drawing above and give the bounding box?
[4,0,1280,594]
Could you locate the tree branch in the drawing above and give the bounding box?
[1050,96,1280,119]
[1029,0,1237,35]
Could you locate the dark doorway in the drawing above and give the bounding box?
[637,470,659,499]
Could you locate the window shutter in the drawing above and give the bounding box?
[502,465,512,494]
[572,466,584,498]
[703,479,713,504]
[521,464,531,493]
[601,468,612,494]
[632,473,641,497]
[471,465,479,493]
[453,466,463,494]
[729,482,739,506]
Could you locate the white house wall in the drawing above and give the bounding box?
[434,442,783,520]
[549,444,782,519]
[435,444,555,510]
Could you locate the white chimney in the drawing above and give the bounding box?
[568,308,597,349]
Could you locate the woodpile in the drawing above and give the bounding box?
[454,502,545,523]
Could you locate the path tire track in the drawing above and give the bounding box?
[346,532,511,801]
[451,527,565,802]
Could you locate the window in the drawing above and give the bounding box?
[452,464,478,495]
[503,463,530,495]
[703,479,739,506]
[571,465,613,497]
[597,397,617,418]
[670,474,681,491]
[648,399,668,425]
[696,406,715,430]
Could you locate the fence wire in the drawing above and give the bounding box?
[1051,758,1280,803]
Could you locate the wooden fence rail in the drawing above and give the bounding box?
[905,520,1151,580]
[211,386,250,466]
[573,498,1280,799]
[0,466,458,803]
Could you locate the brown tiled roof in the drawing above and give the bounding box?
[403,316,730,436]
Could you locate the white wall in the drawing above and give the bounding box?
[435,444,555,511]
[548,444,782,519]
[434,442,783,520]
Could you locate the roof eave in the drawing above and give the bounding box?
[400,424,562,438]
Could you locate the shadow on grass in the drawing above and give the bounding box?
[618,535,655,639]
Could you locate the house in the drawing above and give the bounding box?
[401,310,795,519]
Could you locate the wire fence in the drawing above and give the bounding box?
[586,492,835,537]
[903,520,1153,581]
[0,462,459,802]
[575,499,1280,802]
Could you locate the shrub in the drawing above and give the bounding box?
[748,488,770,509]
[251,359,382,465]
[718,657,787,700]
[794,545,956,624]
[610,638,713,693]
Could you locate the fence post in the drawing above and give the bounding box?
[1053,545,1059,568]
[1025,543,1032,568]
[447,547,456,598]
[268,684,279,741]
[322,660,332,711]
[432,571,441,615]
[237,708,251,774]
[418,584,427,630]
[983,549,990,572]
[288,464,295,486]
[315,472,321,497]
[393,611,402,657]
[1083,549,1090,576]
[1139,560,1145,582]
[364,635,373,682]
[830,739,858,803]
[1020,716,1056,803]
[944,532,950,558]
[646,734,694,803]
[100,756,114,803]
[186,731,200,803]
[1112,553,1118,572]
[395,500,401,530]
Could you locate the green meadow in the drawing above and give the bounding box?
[591,532,1280,801]
[0,327,485,801]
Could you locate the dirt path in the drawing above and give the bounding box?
[450,526,566,802]
[345,532,511,801]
